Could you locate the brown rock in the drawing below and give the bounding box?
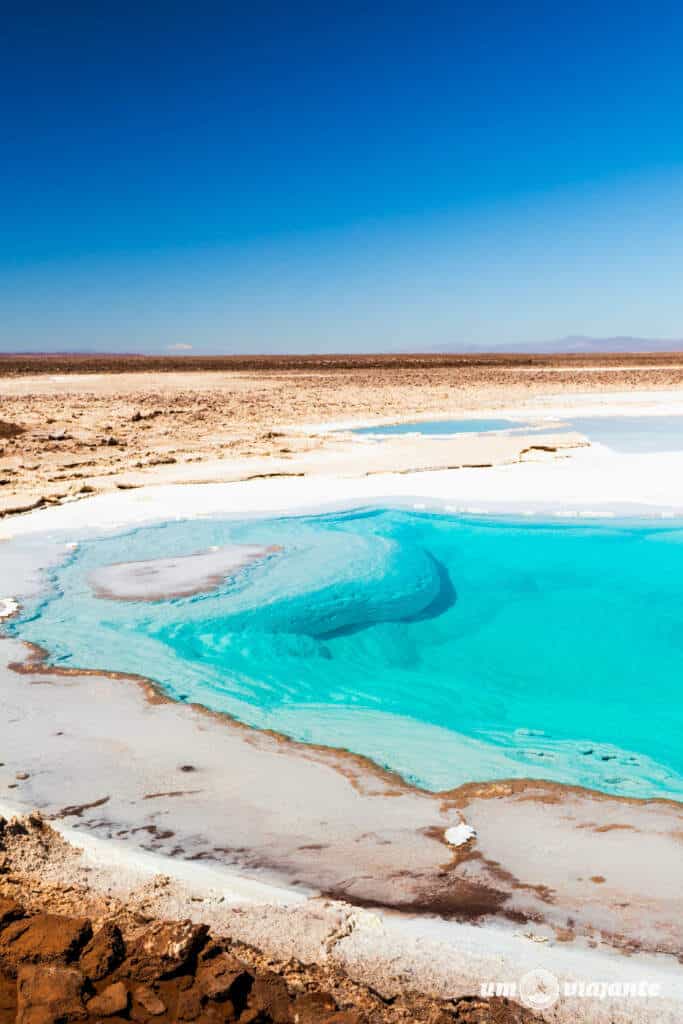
[248,972,292,1023]
[86,981,129,1017]
[292,991,337,1023]
[126,919,208,981]
[16,964,87,1024]
[324,1013,367,1024]
[0,896,24,929]
[80,923,125,981]
[195,1008,229,1024]
[0,973,16,1016]
[238,1012,262,1024]
[176,982,202,1021]
[0,915,92,975]
[196,953,251,1004]
[133,985,166,1016]
[0,420,24,439]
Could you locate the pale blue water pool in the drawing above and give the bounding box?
[11,510,683,800]
[352,418,526,435]
[567,415,683,453]
[352,413,683,452]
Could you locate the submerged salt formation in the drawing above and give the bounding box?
[89,545,276,601]
[162,532,450,639]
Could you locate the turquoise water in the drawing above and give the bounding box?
[11,510,683,800]
[352,418,525,435]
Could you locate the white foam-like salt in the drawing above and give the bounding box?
[0,598,19,620]
[444,823,477,847]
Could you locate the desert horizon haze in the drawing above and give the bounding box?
[5,336,683,358]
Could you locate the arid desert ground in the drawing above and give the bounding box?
[3,352,683,516]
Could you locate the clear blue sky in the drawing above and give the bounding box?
[2,2,683,353]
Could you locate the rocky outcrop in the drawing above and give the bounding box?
[124,921,209,982]
[0,897,537,1024]
[79,923,125,982]
[16,964,88,1024]
[0,915,92,974]
[86,980,129,1017]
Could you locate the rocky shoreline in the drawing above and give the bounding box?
[0,814,534,1024]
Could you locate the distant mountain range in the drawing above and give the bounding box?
[448,336,683,354]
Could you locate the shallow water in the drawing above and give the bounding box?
[567,414,683,453]
[351,412,683,453]
[351,417,526,435]
[11,509,683,800]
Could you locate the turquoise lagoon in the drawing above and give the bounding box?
[11,509,683,800]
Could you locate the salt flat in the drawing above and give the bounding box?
[2,382,683,1022]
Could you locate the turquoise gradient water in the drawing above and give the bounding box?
[11,510,683,800]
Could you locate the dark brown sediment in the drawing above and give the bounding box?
[3,350,683,375]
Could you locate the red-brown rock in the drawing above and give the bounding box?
[292,990,338,1023]
[80,923,125,981]
[0,896,24,929]
[16,964,87,1024]
[126,920,208,981]
[86,980,129,1017]
[324,1013,367,1024]
[176,981,203,1021]
[0,916,92,975]
[248,971,293,1022]
[196,953,251,1004]
[0,973,16,1016]
[132,984,166,1016]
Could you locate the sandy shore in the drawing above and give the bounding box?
[2,360,683,1021]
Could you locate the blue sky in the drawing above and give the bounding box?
[2,2,683,353]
